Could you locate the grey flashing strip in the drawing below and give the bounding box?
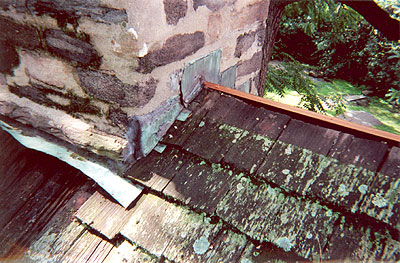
[0,120,143,208]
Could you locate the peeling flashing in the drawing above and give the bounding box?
[0,120,142,208]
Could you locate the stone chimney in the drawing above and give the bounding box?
[0,0,270,202]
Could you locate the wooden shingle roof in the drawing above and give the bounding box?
[121,87,400,261]
[2,85,400,262]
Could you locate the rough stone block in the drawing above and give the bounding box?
[0,41,19,74]
[77,69,157,107]
[108,107,128,130]
[13,50,81,93]
[28,0,128,24]
[163,0,187,25]
[193,0,226,11]
[45,29,101,66]
[137,32,205,74]
[0,16,41,50]
[0,0,27,12]
[9,84,100,116]
[234,30,256,58]
[237,51,262,77]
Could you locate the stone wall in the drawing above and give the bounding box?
[0,0,270,172]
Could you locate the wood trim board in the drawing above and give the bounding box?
[204,81,400,144]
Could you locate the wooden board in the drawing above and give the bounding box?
[28,221,87,262]
[205,94,256,128]
[239,241,306,263]
[86,239,114,263]
[257,140,375,212]
[278,119,341,156]
[257,141,321,193]
[379,146,400,177]
[103,240,157,263]
[121,194,221,262]
[203,229,248,262]
[75,191,136,240]
[125,147,186,192]
[0,177,66,257]
[183,120,244,163]
[360,146,400,230]
[325,216,400,262]
[0,169,46,229]
[216,177,339,260]
[204,81,400,145]
[27,188,93,262]
[250,107,291,140]
[328,133,388,171]
[60,230,105,263]
[223,130,274,173]
[163,155,236,214]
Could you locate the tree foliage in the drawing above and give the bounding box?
[375,0,400,20]
[272,0,400,97]
[265,55,346,114]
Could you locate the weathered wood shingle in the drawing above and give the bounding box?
[3,88,399,262]
[361,146,400,230]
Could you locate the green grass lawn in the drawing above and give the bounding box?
[265,78,400,135]
[316,79,363,97]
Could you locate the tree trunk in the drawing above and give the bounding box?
[257,0,296,95]
[338,0,400,41]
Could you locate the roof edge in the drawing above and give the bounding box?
[204,81,400,146]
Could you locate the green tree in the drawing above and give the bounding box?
[269,0,400,98]
[258,0,400,96]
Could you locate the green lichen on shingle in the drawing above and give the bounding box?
[361,171,400,230]
[275,237,295,252]
[193,236,210,254]
[325,216,400,261]
[216,174,339,260]
[162,154,237,214]
[253,134,273,152]
[121,194,222,262]
[223,125,274,172]
[257,140,376,213]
